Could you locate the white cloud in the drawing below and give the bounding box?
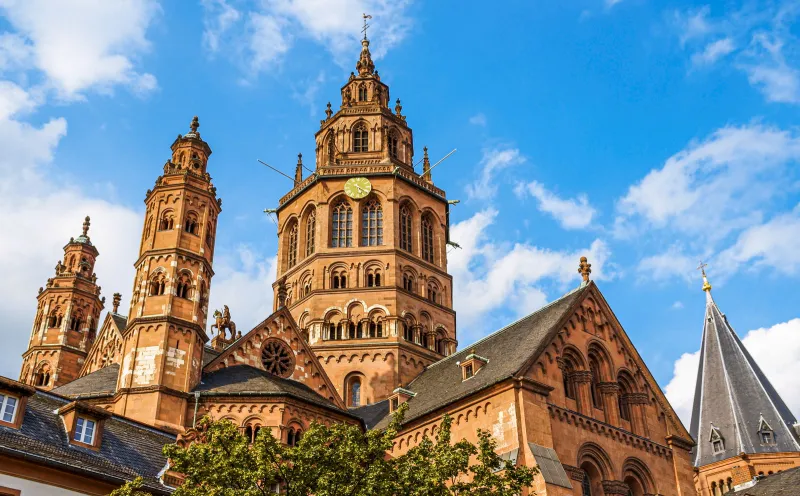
[606,0,624,8]
[449,208,612,343]
[200,0,413,74]
[209,248,278,334]
[469,113,487,126]
[672,301,684,309]
[291,70,327,114]
[742,33,800,104]
[691,37,735,66]
[0,0,160,98]
[465,147,525,200]
[514,180,597,229]
[616,124,800,240]
[637,246,698,283]
[665,318,800,426]
[673,6,713,45]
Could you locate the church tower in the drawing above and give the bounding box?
[20,217,104,390]
[690,268,800,495]
[273,34,457,408]
[115,117,221,431]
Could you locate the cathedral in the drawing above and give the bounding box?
[0,33,797,496]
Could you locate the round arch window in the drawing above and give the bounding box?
[261,339,295,378]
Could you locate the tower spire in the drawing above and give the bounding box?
[295,153,303,184]
[356,14,375,76]
[422,146,432,182]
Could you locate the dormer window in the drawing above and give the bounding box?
[388,385,415,412]
[75,417,96,444]
[460,350,488,381]
[0,394,18,424]
[758,415,776,445]
[709,425,725,454]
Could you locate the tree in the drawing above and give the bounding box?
[111,404,536,496]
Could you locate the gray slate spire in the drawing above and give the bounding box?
[689,270,800,467]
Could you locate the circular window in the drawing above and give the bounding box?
[261,338,294,378]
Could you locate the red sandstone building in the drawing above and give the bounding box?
[1,33,795,496]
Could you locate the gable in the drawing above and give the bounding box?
[521,283,693,442]
[80,312,126,376]
[203,307,345,409]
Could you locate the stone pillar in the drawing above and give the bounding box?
[626,392,650,437]
[598,382,621,425]
[571,370,594,416]
[602,480,630,495]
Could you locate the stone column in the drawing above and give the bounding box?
[625,392,650,437]
[571,370,594,416]
[598,382,621,425]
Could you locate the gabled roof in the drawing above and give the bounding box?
[52,364,119,400]
[373,285,588,429]
[0,386,174,494]
[195,365,358,421]
[689,286,800,467]
[351,400,390,430]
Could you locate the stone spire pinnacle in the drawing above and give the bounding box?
[422,146,432,182]
[112,292,122,314]
[190,115,200,134]
[82,216,90,237]
[578,256,592,285]
[295,153,303,184]
[356,17,375,77]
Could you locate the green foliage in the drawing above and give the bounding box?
[110,477,152,496]
[111,403,537,496]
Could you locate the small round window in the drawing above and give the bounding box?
[261,338,294,378]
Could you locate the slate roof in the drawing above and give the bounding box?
[202,346,222,368]
[727,466,800,495]
[374,285,587,429]
[689,289,800,467]
[0,388,174,494]
[195,365,359,421]
[111,313,128,331]
[351,400,391,429]
[53,364,119,399]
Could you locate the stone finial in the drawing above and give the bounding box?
[422,146,432,182]
[578,256,592,284]
[356,38,375,75]
[112,293,122,314]
[295,153,303,184]
[190,115,200,134]
[277,278,288,309]
[395,98,403,117]
[325,102,332,120]
[82,216,90,237]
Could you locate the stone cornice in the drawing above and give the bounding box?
[22,345,88,359]
[133,247,215,278]
[124,315,209,343]
[547,403,674,459]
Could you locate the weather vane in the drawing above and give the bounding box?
[362,13,372,40]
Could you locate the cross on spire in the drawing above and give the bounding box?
[697,261,712,292]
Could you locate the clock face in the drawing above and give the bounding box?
[344,177,372,199]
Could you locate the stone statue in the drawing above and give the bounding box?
[55,260,63,275]
[211,305,237,340]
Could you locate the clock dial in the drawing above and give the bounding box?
[344,177,372,199]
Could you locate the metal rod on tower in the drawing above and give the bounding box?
[427,148,457,174]
[258,159,295,182]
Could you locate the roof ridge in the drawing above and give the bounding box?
[418,285,585,374]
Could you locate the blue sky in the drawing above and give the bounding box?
[1,0,799,424]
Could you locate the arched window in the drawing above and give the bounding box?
[562,362,576,399]
[176,273,192,299]
[244,425,254,443]
[403,322,414,342]
[366,270,381,287]
[69,311,83,331]
[353,123,368,152]
[618,374,635,421]
[422,332,431,350]
[34,363,51,387]
[205,221,214,246]
[199,282,207,305]
[327,322,342,340]
[327,133,336,164]
[185,212,199,235]
[357,83,367,101]
[287,222,298,269]
[427,283,438,304]
[159,211,174,231]
[388,130,399,159]
[369,321,383,338]
[287,427,302,447]
[331,200,353,248]
[400,204,412,252]
[347,321,356,339]
[303,281,311,296]
[149,273,166,296]
[332,271,347,289]
[421,214,434,263]
[402,273,415,292]
[361,199,383,246]
[48,308,62,328]
[436,334,447,355]
[144,216,153,239]
[305,209,316,256]
[348,376,362,407]
[582,472,592,496]
[589,357,602,409]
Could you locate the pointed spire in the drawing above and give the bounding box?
[356,16,375,76]
[422,146,432,182]
[295,153,303,184]
[578,256,592,285]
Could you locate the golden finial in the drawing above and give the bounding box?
[578,256,592,284]
[698,262,712,292]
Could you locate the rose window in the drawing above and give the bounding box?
[261,339,294,378]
